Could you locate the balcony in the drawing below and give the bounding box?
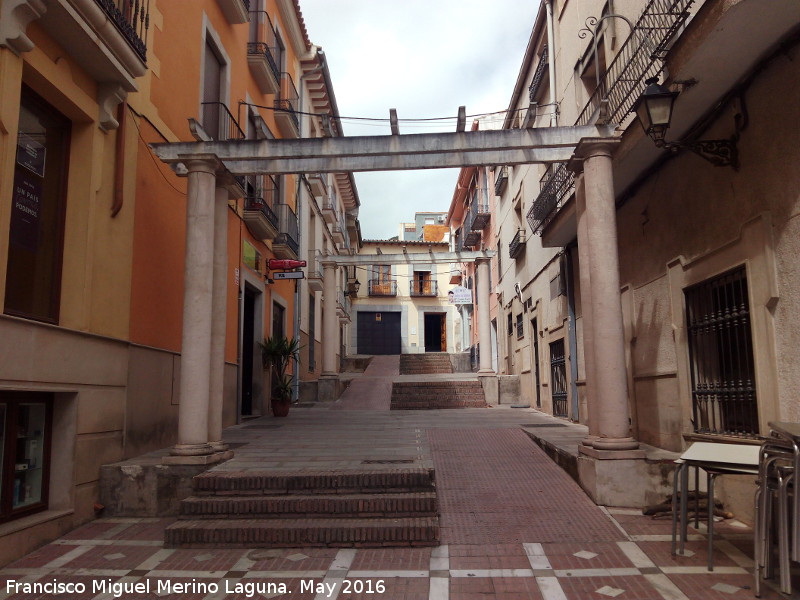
[526,0,693,236]
[275,72,300,138]
[469,188,490,230]
[307,250,323,292]
[449,263,462,285]
[332,217,346,245]
[463,212,481,247]
[200,101,245,141]
[247,11,279,94]
[307,173,328,200]
[272,203,299,260]
[322,194,339,225]
[528,45,549,103]
[410,277,438,298]
[494,166,508,196]
[243,175,279,241]
[509,229,527,260]
[337,292,351,322]
[368,280,397,297]
[217,0,249,24]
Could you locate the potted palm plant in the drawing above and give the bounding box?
[259,335,301,417]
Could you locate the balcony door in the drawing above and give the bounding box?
[202,40,224,139]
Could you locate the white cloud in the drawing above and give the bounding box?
[300,0,539,239]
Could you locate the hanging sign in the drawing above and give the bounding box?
[273,271,305,280]
[448,285,473,305]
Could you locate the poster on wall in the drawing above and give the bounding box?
[17,133,46,177]
[9,169,42,252]
[448,285,473,305]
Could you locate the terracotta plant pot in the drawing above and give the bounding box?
[271,398,290,417]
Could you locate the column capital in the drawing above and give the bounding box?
[567,137,621,172]
[474,256,492,265]
[181,155,223,175]
[320,260,338,269]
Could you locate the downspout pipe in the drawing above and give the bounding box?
[545,0,558,126]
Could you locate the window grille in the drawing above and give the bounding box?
[516,314,524,340]
[507,313,513,336]
[685,266,759,437]
[550,339,568,418]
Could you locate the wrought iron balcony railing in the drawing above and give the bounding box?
[469,187,490,230]
[494,166,508,196]
[527,0,693,235]
[528,44,548,103]
[274,203,299,255]
[276,72,299,131]
[247,11,280,87]
[410,277,438,297]
[243,175,279,227]
[509,228,527,259]
[200,101,245,141]
[368,280,397,297]
[96,0,150,62]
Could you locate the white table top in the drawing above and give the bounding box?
[680,441,761,467]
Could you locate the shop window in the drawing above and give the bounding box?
[4,87,71,323]
[685,266,759,437]
[0,392,52,523]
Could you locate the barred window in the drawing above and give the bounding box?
[550,339,567,418]
[516,314,524,340]
[685,266,759,437]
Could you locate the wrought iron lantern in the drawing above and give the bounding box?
[632,77,678,147]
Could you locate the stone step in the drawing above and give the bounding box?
[391,401,489,410]
[192,468,436,495]
[179,492,438,519]
[164,517,440,548]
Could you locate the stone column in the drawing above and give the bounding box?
[168,158,217,460]
[208,185,229,453]
[572,170,599,446]
[476,257,494,375]
[577,139,638,451]
[321,260,338,377]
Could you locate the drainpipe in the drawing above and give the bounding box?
[292,56,326,403]
[545,0,558,126]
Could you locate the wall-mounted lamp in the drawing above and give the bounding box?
[349,279,361,297]
[632,77,738,169]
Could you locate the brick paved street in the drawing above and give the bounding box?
[0,403,792,599]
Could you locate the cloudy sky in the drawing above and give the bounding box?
[299,0,540,240]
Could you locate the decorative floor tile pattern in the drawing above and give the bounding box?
[1,419,793,600]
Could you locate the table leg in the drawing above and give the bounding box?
[680,461,690,555]
[671,462,682,556]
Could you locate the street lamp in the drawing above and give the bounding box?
[349,279,361,297]
[632,77,738,169]
[632,77,678,147]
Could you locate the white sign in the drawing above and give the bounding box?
[448,286,473,304]
[273,271,305,280]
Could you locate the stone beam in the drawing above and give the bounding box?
[315,250,495,266]
[151,125,618,175]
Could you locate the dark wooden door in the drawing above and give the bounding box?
[357,312,401,355]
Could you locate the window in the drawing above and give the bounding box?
[0,392,52,523]
[507,313,513,336]
[308,293,315,371]
[685,266,758,437]
[202,40,224,138]
[516,314,524,340]
[272,301,285,339]
[5,87,70,323]
[370,264,393,296]
[550,339,568,418]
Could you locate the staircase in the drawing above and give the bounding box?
[391,380,489,410]
[399,353,453,374]
[165,469,439,548]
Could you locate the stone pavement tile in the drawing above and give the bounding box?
[58,544,163,570]
[449,544,525,557]
[150,548,246,572]
[541,543,637,570]
[557,574,665,599]
[666,573,785,599]
[606,513,675,537]
[107,518,173,541]
[637,540,740,569]
[348,548,432,571]
[4,544,78,569]
[431,429,622,545]
[4,574,98,600]
[491,576,544,599]
[57,520,122,540]
[450,575,495,597]
[339,576,428,600]
[245,547,338,571]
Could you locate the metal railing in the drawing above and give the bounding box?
[247,11,280,81]
[550,338,568,417]
[274,203,299,255]
[527,0,693,235]
[469,187,490,230]
[276,72,299,131]
[96,0,150,62]
[244,174,279,228]
[200,101,245,141]
[410,277,438,297]
[307,250,323,280]
[494,166,508,196]
[528,44,548,102]
[509,228,526,259]
[368,280,397,297]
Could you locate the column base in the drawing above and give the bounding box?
[580,435,599,448]
[577,450,648,507]
[592,436,640,451]
[477,369,495,376]
[209,440,230,452]
[162,449,231,465]
[168,442,214,457]
[317,375,340,402]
